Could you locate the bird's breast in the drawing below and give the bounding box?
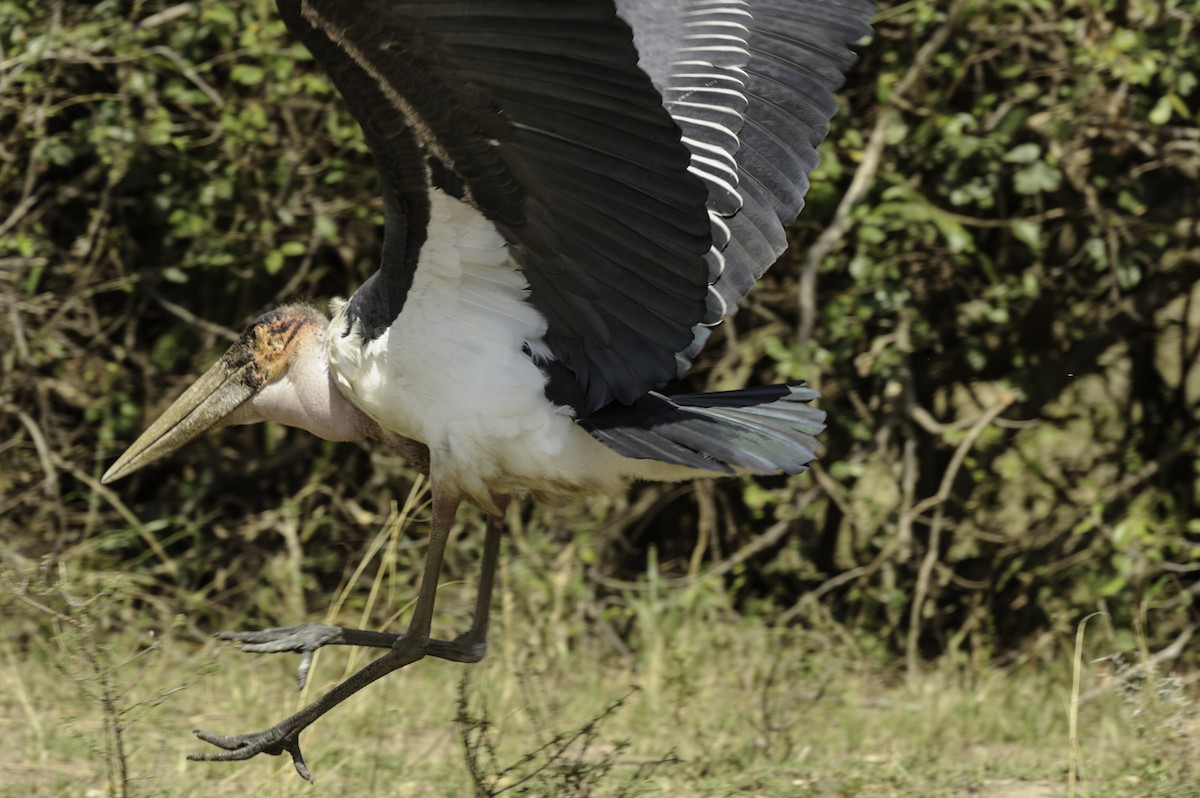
[326,190,635,504]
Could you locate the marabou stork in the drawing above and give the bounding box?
[102,0,872,781]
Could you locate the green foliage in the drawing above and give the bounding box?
[742,0,1200,662]
[1,0,1197,688]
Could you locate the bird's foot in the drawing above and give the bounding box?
[190,724,313,782]
[218,623,488,680]
[216,625,341,690]
[216,624,397,689]
[191,640,430,782]
[441,632,487,663]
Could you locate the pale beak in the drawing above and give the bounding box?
[101,354,260,484]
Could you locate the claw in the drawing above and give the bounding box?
[296,650,315,690]
[288,738,312,783]
[189,727,314,783]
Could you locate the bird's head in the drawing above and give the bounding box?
[102,303,376,484]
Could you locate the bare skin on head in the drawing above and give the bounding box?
[101,304,423,486]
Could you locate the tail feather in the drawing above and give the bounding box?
[579,383,824,475]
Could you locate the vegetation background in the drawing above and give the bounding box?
[2,0,1198,795]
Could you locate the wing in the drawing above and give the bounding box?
[278,0,721,414]
[615,0,875,371]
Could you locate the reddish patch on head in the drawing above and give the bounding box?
[222,305,325,389]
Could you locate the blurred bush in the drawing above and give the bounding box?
[1,0,1198,663]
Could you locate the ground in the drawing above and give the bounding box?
[2,577,1194,798]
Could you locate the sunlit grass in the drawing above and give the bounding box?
[3,556,1192,798]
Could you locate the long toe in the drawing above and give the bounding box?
[216,624,341,652]
[190,727,312,781]
[216,624,347,688]
[189,729,255,753]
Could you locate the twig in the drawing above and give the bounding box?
[807,460,858,533]
[809,565,871,602]
[798,0,975,345]
[272,205,326,303]
[147,45,225,107]
[2,402,58,499]
[145,286,240,342]
[0,186,46,238]
[47,451,179,579]
[797,111,887,345]
[6,299,31,366]
[589,514,796,591]
[910,403,1038,435]
[688,480,717,577]
[904,393,1011,677]
[139,3,195,29]
[896,311,917,559]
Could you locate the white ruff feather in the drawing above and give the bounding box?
[328,190,706,505]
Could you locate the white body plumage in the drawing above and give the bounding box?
[327,189,708,507]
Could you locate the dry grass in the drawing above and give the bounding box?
[2,558,1195,798]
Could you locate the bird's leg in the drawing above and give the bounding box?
[215,495,508,687]
[439,493,507,661]
[189,488,462,782]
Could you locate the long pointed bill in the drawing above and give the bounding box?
[101,356,260,484]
